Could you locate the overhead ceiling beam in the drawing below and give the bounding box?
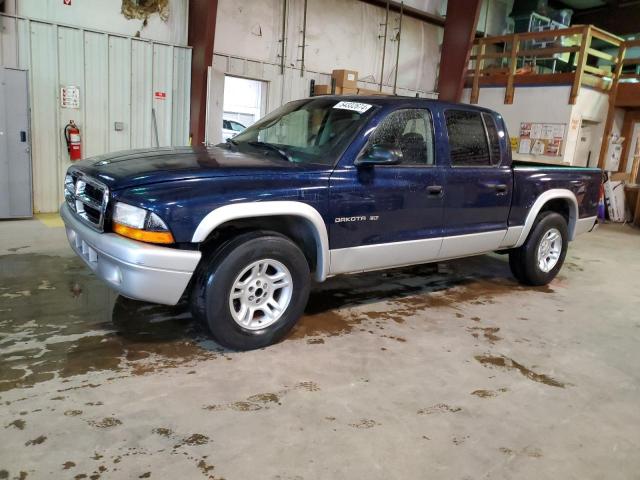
[188,0,218,146]
[571,1,640,36]
[437,0,482,102]
[358,0,445,27]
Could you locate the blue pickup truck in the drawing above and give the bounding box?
[61,96,600,350]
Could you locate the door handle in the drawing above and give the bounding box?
[427,185,443,196]
[493,184,508,194]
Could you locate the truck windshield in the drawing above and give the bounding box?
[229,98,376,165]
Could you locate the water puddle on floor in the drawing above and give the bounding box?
[289,258,553,339]
[0,252,548,393]
[475,354,566,388]
[0,254,215,393]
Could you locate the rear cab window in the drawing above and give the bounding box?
[445,109,503,167]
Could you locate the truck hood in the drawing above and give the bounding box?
[69,146,329,190]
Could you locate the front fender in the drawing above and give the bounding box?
[191,201,330,282]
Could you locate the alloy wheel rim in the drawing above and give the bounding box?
[229,259,293,330]
[537,228,562,273]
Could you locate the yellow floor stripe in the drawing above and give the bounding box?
[35,213,64,228]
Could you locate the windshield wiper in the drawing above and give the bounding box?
[225,138,238,149]
[247,141,292,162]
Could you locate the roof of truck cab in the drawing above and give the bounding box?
[314,95,500,114]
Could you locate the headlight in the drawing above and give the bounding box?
[64,174,75,193]
[112,202,174,244]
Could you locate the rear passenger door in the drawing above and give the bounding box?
[439,109,513,259]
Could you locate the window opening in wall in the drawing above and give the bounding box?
[222,76,268,141]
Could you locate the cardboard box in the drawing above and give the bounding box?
[313,84,332,95]
[313,85,359,96]
[604,173,626,222]
[357,88,386,96]
[336,86,358,95]
[332,69,358,89]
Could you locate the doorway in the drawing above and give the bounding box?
[574,120,596,167]
[0,68,32,218]
[221,76,267,141]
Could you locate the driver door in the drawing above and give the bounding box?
[329,108,445,274]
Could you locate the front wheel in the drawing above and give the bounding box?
[509,211,568,286]
[191,232,310,350]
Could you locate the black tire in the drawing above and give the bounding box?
[508,211,568,286]
[191,231,310,350]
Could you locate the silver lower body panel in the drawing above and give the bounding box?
[60,203,201,305]
[574,216,598,237]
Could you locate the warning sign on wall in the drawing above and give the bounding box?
[60,86,80,109]
[154,91,167,100]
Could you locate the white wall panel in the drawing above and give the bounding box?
[152,44,174,147]
[0,16,30,70]
[214,0,442,95]
[207,0,442,142]
[108,36,132,152]
[16,19,31,70]
[205,66,225,146]
[84,32,109,158]
[6,0,188,46]
[0,16,18,67]
[172,47,191,145]
[29,22,60,213]
[206,52,436,146]
[0,14,192,213]
[131,40,153,149]
[58,27,85,184]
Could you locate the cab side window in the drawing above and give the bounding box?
[445,110,493,167]
[368,109,435,165]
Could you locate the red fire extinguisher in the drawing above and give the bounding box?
[64,120,82,161]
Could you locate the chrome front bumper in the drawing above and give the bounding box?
[60,203,201,305]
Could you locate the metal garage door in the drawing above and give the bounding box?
[0,67,32,219]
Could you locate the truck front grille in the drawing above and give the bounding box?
[64,173,109,231]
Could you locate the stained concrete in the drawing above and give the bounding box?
[0,218,639,479]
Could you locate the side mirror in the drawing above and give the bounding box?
[356,144,402,166]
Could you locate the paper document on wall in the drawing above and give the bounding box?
[518,138,532,154]
[519,122,566,156]
[531,139,546,155]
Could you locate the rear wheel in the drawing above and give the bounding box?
[509,211,568,286]
[191,231,310,350]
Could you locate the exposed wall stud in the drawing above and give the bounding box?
[279,0,287,75]
[299,0,308,77]
[379,0,390,92]
[392,1,403,95]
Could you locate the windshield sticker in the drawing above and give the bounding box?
[333,101,372,114]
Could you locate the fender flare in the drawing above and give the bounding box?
[191,201,330,281]
[514,188,579,247]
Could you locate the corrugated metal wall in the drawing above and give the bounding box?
[0,14,192,213]
[206,53,438,145]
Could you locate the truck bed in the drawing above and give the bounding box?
[510,162,601,227]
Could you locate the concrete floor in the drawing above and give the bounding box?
[0,217,639,480]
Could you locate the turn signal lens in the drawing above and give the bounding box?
[113,222,175,244]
